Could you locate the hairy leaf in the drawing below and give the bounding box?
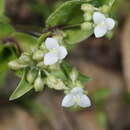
[11,32,37,52]
[46,0,85,28]
[64,26,93,46]
[51,70,67,80]
[9,70,33,100]
[61,61,92,83]
[61,61,72,78]
[78,72,92,84]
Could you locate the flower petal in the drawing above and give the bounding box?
[93,12,106,25]
[106,18,115,30]
[62,94,75,107]
[78,95,91,108]
[71,87,83,94]
[44,52,58,65]
[94,25,107,38]
[57,46,68,60]
[45,37,59,50]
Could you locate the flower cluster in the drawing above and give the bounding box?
[9,37,67,91]
[9,36,91,108]
[8,2,116,110]
[81,4,115,38]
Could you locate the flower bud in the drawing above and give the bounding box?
[32,50,44,61]
[83,12,92,21]
[26,69,37,84]
[75,81,83,88]
[48,63,60,70]
[34,76,44,92]
[69,69,78,82]
[81,4,95,12]
[37,61,46,69]
[81,22,93,30]
[19,53,32,64]
[46,75,66,90]
[99,5,110,14]
[52,35,63,44]
[8,60,26,70]
[40,43,48,52]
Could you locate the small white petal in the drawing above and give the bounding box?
[62,94,75,107]
[45,37,59,50]
[44,52,58,65]
[57,46,68,60]
[78,95,91,108]
[94,25,107,38]
[71,87,83,94]
[93,12,106,25]
[105,18,115,30]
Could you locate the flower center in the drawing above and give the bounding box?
[99,21,107,28]
[51,48,58,54]
[73,95,81,104]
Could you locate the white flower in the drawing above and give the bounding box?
[44,37,68,65]
[93,12,115,38]
[62,87,91,108]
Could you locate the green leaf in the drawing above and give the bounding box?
[61,61,73,78]
[0,23,15,39]
[51,70,67,80]
[9,70,33,100]
[46,0,93,46]
[64,26,93,46]
[61,61,92,83]
[15,69,25,78]
[46,0,85,28]
[11,32,37,52]
[78,72,92,84]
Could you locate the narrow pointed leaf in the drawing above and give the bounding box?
[78,73,92,83]
[61,61,92,83]
[64,27,93,46]
[46,0,84,28]
[11,32,37,52]
[9,70,33,100]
